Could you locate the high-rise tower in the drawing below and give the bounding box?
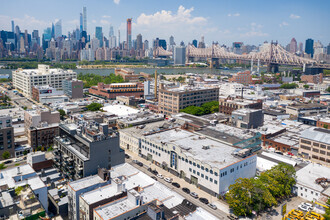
[289,38,297,54]
[126,18,132,50]
[305,38,314,58]
[79,13,83,34]
[83,7,87,33]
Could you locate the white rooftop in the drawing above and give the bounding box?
[146,129,241,169]
[300,127,330,144]
[102,104,140,117]
[69,175,105,192]
[185,207,219,220]
[296,163,330,192]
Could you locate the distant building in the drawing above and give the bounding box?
[289,38,297,53]
[114,68,149,81]
[89,82,144,99]
[62,78,84,99]
[0,115,14,159]
[301,73,323,84]
[229,71,252,85]
[174,46,186,66]
[299,127,330,165]
[192,39,198,47]
[286,103,327,117]
[12,64,77,97]
[95,26,103,47]
[305,38,314,58]
[231,109,264,129]
[219,96,263,115]
[158,84,219,115]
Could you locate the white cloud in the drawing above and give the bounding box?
[133,5,209,40]
[113,0,120,4]
[228,13,240,17]
[102,15,111,19]
[100,20,111,25]
[290,14,300,19]
[240,22,268,37]
[279,21,289,27]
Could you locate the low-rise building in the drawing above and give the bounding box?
[158,83,219,116]
[53,120,124,180]
[299,127,330,165]
[229,71,252,85]
[231,109,264,129]
[219,96,263,115]
[114,68,148,81]
[286,103,328,117]
[316,117,330,129]
[89,82,144,99]
[301,73,323,84]
[32,85,67,104]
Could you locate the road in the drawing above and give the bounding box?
[126,156,228,219]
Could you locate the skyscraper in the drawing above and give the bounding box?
[95,27,103,47]
[11,21,14,33]
[79,13,83,34]
[51,23,55,38]
[143,40,149,50]
[126,18,132,50]
[289,38,297,54]
[83,7,87,33]
[54,20,62,38]
[305,38,314,58]
[136,34,142,50]
[298,42,303,53]
[109,26,114,37]
[174,46,186,65]
[192,39,198,47]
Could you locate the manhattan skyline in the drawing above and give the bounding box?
[0,0,329,46]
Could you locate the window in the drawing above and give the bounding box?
[210,170,213,174]
[201,174,204,178]
[193,170,196,174]
[215,172,218,176]
[214,180,218,184]
[205,168,209,172]
[210,178,213,182]
[189,168,192,172]
[189,161,192,165]
[197,164,200,168]
[205,176,208,180]
[193,162,196,166]
[201,166,204,170]
[197,172,200,176]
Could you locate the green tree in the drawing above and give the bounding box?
[2,151,10,160]
[323,198,330,220]
[58,109,66,117]
[324,124,328,129]
[0,163,7,170]
[326,86,330,93]
[86,103,103,111]
[303,84,309,89]
[280,83,298,89]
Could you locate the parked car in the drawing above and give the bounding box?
[300,202,313,211]
[227,214,238,220]
[157,174,163,179]
[298,204,309,212]
[136,162,143,167]
[199,197,209,204]
[132,159,139,164]
[172,182,180,188]
[125,154,130,159]
[4,160,13,164]
[182,187,190,194]
[208,203,217,210]
[190,192,198,199]
[14,158,23,162]
[164,177,173,183]
[151,176,157,181]
[152,170,158,175]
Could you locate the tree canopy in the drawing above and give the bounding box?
[280,83,298,89]
[2,151,10,160]
[180,101,219,116]
[226,163,296,217]
[78,73,124,88]
[86,103,103,111]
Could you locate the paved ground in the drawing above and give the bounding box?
[125,150,231,219]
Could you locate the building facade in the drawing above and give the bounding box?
[62,78,84,99]
[12,64,77,97]
[231,109,264,129]
[229,71,252,85]
[158,84,219,116]
[219,96,263,115]
[0,115,14,159]
[89,82,144,99]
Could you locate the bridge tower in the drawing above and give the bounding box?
[267,41,279,73]
[210,43,220,68]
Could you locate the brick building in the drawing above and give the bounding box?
[89,82,144,99]
[0,115,14,159]
[301,73,323,84]
[316,118,330,129]
[219,96,263,115]
[114,68,149,81]
[229,71,252,85]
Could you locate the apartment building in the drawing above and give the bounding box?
[89,82,144,99]
[0,115,14,159]
[229,71,252,85]
[219,96,263,115]
[53,120,124,180]
[12,64,77,97]
[62,77,84,99]
[158,84,219,116]
[24,109,60,149]
[299,127,330,165]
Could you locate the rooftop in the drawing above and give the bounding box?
[102,104,140,117]
[162,85,218,93]
[300,127,330,144]
[296,163,330,192]
[185,207,218,220]
[68,175,105,192]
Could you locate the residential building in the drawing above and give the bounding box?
[299,127,330,165]
[126,18,132,50]
[62,77,84,99]
[231,109,264,129]
[158,84,219,115]
[89,82,144,99]
[53,119,124,180]
[24,109,60,149]
[32,85,68,104]
[286,103,328,117]
[0,115,14,159]
[294,164,330,203]
[229,71,252,85]
[219,96,263,115]
[120,121,258,197]
[12,64,77,97]
[68,169,111,220]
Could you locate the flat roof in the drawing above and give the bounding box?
[185,207,219,220]
[300,127,330,144]
[146,129,241,169]
[102,104,140,117]
[80,183,120,205]
[69,175,104,192]
[296,164,330,192]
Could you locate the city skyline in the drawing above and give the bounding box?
[0,0,329,46]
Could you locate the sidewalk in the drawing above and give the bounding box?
[126,150,230,215]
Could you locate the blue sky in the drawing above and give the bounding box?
[0,0,329,47]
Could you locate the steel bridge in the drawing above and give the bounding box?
[154,42,330,71]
